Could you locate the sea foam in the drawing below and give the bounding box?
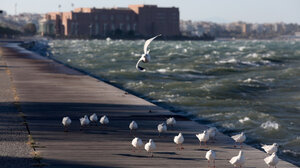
[260,121,279,130]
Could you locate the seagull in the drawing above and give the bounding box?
[79,115,90,130]
[205,150,216,168]
[229,150,245,168]
[207,127,217,142]
[136,34,161,72]
[264,152,279,168]
[196,130,209,147]
[129,120,138,134]
[89,113,98,125]
[131,137,143,152]
[100,115,109,125]
[174,132,184,150]
[262,143,278,155]
[144,139,156,157]
[62,116,72,132]
[166,117,176,128]
[231,132,246,148]
[157,122,167,137]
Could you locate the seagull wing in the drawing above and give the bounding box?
[136,57,145,72]
[143,34,161,54]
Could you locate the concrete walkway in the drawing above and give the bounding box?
[0,43,297,168]
[0,43,33,168]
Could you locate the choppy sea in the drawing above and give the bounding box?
[30,39,300,166]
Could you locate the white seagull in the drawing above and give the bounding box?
[229,150,245,168]
[166,117,176,127]
[157,122,167,137]
[144,139,156,157]
[262,143,278,155]
[174,132,184,150]
[89,113,98,124]
[231,132,246,148]
[207,127,217,142]
[196,130,209,147]
[129,120,138,134]
[136,34,161,72]
[131,137,143,152]
[79,115,90,130]
[205,150,216,168]
[62,116,72,132]
[100,115,109,125]
[264,152,279,168]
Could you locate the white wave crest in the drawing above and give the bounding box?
[239,117,251,123]
[157,69,168,73]
[216,58,237,64]
[246,53,259,58]
[238,46,246,51]
[260,121,279,130]
[243,78,260,83]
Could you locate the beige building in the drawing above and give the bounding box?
[41,5,180,37]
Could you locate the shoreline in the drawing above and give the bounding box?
[0,41,298,167]
[21,39,300,167]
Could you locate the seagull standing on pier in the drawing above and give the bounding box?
[157,122,167,137]
[196,130,209,147]
[262,143,278,155]
[136,34,161,72]
[89,113,98,125]
[231,132,246,148]
[264,152,279,168]
[62,116,72,132]
[79,115,90,130]
[100,115,109,125]
[144,139,156,157]
[166,117,176,128]
[129,120,138,134]
[229,150,245,168]
[205,150,216,168]
[207,127,217,142]
[131,137,143,152]
[174,132,184,150]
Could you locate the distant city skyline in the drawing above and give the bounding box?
[1,0,300,24]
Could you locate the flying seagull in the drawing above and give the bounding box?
[136,34,161,72]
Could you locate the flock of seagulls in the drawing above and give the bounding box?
[61,113,279,167]
[61,35,281,167]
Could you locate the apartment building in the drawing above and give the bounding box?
[41,5,180,37]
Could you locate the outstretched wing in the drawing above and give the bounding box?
[136,58,145,72]
[144,34,161,54]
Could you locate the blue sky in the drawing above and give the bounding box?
[1,0,300,23]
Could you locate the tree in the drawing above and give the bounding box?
[23,23,37,35]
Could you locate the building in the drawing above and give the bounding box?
[40,5,180,37]
[38,16,55,36]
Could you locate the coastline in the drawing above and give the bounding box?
[0,41,298,167]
